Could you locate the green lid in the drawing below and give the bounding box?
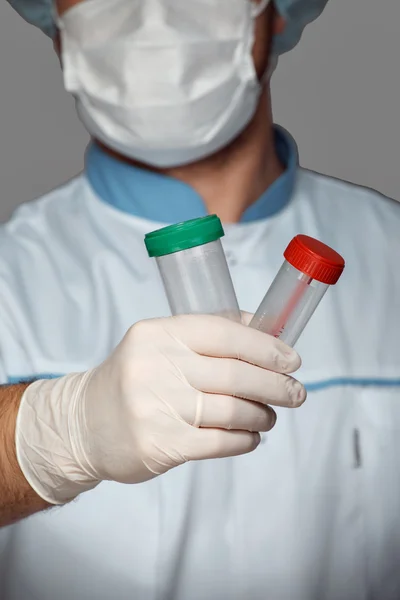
[144,215,224,258]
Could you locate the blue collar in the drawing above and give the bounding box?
[85,126,298,224]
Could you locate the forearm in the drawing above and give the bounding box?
[0,384,49,528]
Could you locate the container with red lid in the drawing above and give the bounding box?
[250,235,345,347]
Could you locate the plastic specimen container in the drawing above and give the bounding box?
[250,235,345,347]
[145,215,241,322]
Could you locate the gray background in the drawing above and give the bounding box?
[0,0,399,223]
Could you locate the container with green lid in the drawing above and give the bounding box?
[144,215,240,320]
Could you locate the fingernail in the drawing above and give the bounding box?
[279,347,301,372]
[291,381,306,407]
[283,346,298,360]
[254,432,262,447]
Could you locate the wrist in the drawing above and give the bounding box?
[3,383,29,478]
[0,383,52,526]
[16,373,101,505]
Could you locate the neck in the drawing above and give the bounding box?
[164,88,282,223]
[97,87,283,224]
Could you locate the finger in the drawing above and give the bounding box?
[190,392,276,432]
[190,356,307,408]
[164,315,301,374]
[187,429,261,461]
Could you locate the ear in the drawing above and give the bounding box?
[272,8,286,36]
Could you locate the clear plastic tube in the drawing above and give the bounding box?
[250,261,329,346]
[156,239,241,321]
[250,235,345,347]
[145,215,241,322]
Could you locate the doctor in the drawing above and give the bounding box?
[1,0,400,598]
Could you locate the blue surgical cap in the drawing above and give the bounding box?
[6,0,328,55]
[6,0,56,38]
[273,0,329,54]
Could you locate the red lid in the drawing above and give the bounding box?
[284,235,345,285]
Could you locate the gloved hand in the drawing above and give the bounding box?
[16,314,306,505]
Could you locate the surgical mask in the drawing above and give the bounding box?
[57,0,271,167]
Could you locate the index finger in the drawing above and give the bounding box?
[164,314,301,374]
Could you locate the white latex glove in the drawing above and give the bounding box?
[16,315,306,505]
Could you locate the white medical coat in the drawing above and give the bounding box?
[0,167,400,600]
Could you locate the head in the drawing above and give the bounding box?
[7,0,329,169]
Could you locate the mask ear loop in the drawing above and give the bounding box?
[251,0,271,19]
[250,0,278,83]
[51,2,63,30]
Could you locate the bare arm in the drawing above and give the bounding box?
[0,384,49,528]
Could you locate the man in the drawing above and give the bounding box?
[1,0,400,598]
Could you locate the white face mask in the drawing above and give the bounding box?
[58,0,271,167]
